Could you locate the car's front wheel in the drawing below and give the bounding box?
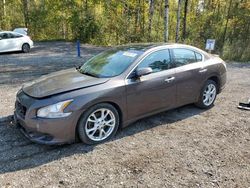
[77,103,119,145]
[195,80,217,109]
[22,43,30,53]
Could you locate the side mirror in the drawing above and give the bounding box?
[136,67,153,77]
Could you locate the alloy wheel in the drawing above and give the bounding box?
[85,108,116,141]
[203,83,216,106]
[22,44,30,53]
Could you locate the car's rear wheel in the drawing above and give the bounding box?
[195,80,217,109]
[22,43,30,53]
[77,103,119,145]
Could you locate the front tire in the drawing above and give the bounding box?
[22,43,30,53]
[195,80,217,109]
[77,103,119,145]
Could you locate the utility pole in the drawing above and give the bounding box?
[164,0,169,42]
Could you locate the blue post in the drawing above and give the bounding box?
[77,40,81,57]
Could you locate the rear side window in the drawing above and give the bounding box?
[195,52,203,61]
[13,33,23,38]
[137,49,173,73]
[8,33,15,38]
[172,48,197,66]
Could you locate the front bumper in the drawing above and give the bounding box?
[14,91,79,145]
[14,112,75,145]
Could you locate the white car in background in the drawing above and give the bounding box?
[13,28,28,35]
[0,31,33,53]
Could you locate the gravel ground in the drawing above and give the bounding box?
[0,42,249,188]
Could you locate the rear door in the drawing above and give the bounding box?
[171,48,207,106]
[126,49,177,120]
[8,32,23,51]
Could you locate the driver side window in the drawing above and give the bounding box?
[137,49,173,73]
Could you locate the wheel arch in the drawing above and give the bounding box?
[22,43,30,52]
[75,101,123,141]
[22,42,30,47]
[103,101,123,128]
[207,75,220,93]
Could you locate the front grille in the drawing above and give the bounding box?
[15,101,27,119]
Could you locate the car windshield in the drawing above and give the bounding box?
[79,49,142,78]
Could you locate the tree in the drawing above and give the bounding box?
[164,0,169,42]
[182,0,188,41]
[0,0,249,61]
[0,0,6,29]
[221,0,233,49]
[176,0,181,42]
[148,0,154,40]
[22,0,30,28]
[3,0,6,17]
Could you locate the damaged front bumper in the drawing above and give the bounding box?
[14,90,79,145]
[14,111,74,145]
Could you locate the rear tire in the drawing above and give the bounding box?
[22,43,30,53]
[77,103,119,145]
[195,80,217,109]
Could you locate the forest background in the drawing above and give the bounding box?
[0,0,249,61]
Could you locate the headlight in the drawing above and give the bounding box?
[37,100,73,118]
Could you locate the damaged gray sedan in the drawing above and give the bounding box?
[14,43,227,145]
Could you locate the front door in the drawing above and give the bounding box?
[0,33,9,52]
[126,49,176,120]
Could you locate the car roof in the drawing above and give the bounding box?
[13,28,28,30]
[0,31,24,35]
[112,43,210,57]
[113,43,174,52]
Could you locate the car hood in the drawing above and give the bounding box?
[22,68,109,98]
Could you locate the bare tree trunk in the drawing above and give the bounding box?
[135,0,140,34]
[164,0,169,42]
[182,0,188,41]
[222,0,233,49]
[22,0,29,28]
[123,1,130,42]
[157,0,164,40]
[0,0,6,29]
[141,0,145,37]
[175,0,181,42]
[148,0,154,40]
[3,0,6,17]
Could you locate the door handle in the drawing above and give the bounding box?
[199,68,207,73]
[165,77,175,83]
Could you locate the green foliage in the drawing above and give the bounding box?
[0,0,249,61]
[71,10,99,43]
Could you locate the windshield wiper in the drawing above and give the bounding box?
[82,71,98,78]
[76,68,98,78]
